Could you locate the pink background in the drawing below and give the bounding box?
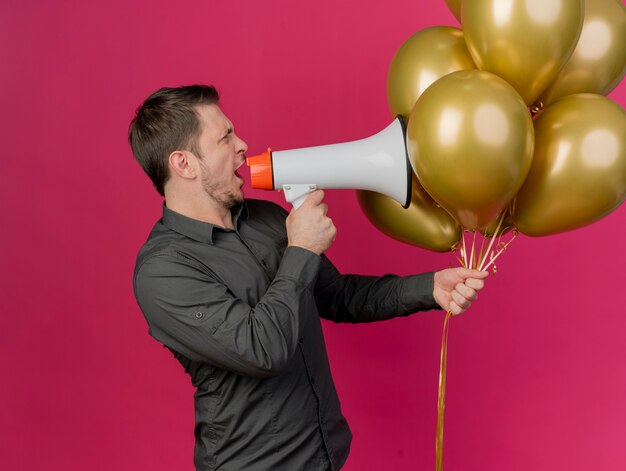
[2,1,625,469]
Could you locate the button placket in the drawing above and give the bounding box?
[234,231,273,280]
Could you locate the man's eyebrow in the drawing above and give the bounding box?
[218,127,233,142]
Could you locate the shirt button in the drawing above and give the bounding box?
[195,312,203,319]
[310,377,315,384]
[299,337,304,344]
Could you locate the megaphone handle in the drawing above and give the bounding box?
[283,184,317,209]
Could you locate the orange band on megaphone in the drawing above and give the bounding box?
[246,148,274,190]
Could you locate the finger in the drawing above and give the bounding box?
[457,268,489,280]
[306,189,325,206]
[297,189,324,209]
[451,290,471,309]
[455,282,477,301]
[465,278,485,291]
[450,301,464,316]
[320,203,328,216]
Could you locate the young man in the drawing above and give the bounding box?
[129,85,487,470]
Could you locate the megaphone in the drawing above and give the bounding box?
[246,117,412,208]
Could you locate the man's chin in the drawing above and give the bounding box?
[223,191,244,209]
[203,181,244,209]
[234,188,244,203]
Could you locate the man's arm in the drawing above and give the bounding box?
[134,245,321,378]
[313,255,488,322]
[313,256,441,323]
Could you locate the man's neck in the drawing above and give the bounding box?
[165,194,235,230]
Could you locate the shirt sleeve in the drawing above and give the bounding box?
[134,246,321,378]
[313,255,442,323]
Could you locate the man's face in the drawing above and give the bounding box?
[193,104,248,209]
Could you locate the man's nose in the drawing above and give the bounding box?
[235,134,248,154]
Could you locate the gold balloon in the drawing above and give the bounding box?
[357,174,461,252]
[386,26,476,121]
[407,70,534,230]
[512,94,626,236]
[463,0,584,105]
[444,0,462,23]
[538,0,626,106]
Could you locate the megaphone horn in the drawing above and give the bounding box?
[246,117,412,208]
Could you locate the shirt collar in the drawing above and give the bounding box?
[161,201,249,244]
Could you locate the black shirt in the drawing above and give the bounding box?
[133,199,440,470]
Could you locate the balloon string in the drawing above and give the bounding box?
[436,237,470,471]
[436,309,453,471]
[481,230,518,272]
[477,231,486,270]
[478,212,506,271]
[460,232,468,268]
[436,223,517,471]
[469,230,477,270]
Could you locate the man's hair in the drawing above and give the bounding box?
[128,85,219,196]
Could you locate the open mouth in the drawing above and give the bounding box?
[235,160,245,185]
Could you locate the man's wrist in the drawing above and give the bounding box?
[401,272,443,312]
[278,246,321,287]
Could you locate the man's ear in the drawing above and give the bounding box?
[169,150,198,180]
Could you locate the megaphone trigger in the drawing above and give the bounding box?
[283,184,318,209]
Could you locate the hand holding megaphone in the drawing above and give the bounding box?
[246,117,412,209]
[286,190,337,255]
